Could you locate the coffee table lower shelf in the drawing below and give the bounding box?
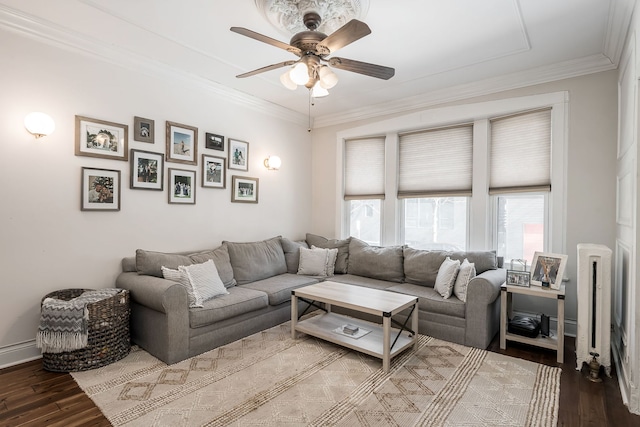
[294,312,415,362]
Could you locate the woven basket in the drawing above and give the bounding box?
[40,288,131,372]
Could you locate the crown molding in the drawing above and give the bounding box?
[313,53,616,129]
[0,5,308,127]
[603,0,635,66]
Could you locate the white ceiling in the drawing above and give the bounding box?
[0,0,633,128]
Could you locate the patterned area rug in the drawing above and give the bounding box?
[72,321,560,426]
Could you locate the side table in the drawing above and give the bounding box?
[500,283,565,363]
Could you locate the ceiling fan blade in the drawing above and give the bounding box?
[328,57,395,80]
[236,60,297,78]
[316,19,371,55]
[230,27,302,56]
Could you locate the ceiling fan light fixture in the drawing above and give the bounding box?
[311,81,329,98]
[319,66,338,89]
[280,70,297,90]
[290,62,309,85]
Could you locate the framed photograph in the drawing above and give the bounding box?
[133,116,154,143]
[202,155,226,189]
[166,121,198,165]
[228,138,249,171]
[75,116,128,161]
[506,270,530,287]
[531,252,568,289]
[130,149,163,190]
[205,132,225,151]
[168,168,196,204]
[231,176,258,203]
[81,167,120,211]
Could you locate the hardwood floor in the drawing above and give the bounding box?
[0,336,638,426]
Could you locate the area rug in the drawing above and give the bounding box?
[72,321,560,426]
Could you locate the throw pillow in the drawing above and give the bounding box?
[161,266,202,308]
[281,237,309,274]
[179,260,228,305]
[453,258,476,302]
[305,233,351,274]
[189,244,237,288]
[434,257,461,299]
[298,246,338,276]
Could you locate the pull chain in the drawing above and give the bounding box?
[308,89,312,132]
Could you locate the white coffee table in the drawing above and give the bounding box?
[291,281,419,372]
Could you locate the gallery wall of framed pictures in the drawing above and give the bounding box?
[76,114,258,211]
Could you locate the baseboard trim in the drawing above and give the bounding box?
[0,340,41,369]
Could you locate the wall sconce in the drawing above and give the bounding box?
[264,155,282,170]
[24,112,55,139]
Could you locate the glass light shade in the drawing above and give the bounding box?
[280,70,297,90]
[311,81,329,98]
[24,112,55,138]
[319,66,338,89]
[264,155,282,170]
[289,62,309,85]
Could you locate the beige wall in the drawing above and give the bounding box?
[310,70,619,328]
[0,30,312,366]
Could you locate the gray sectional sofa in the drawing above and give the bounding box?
[116,234,506,364]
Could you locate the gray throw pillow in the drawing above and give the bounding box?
[224,236,287,285]
[136,249,193,278]
[281,237,309,274]
[189,244,237,288]
[347,237,405,283]
[305,233,351,274]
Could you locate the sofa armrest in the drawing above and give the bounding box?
[466,268,505,305]
[116,271,188,314]
[464,268,506,349]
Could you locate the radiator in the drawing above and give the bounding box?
[576,243,612,374]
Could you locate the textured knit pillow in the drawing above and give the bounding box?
[434,257,461,299]
[179,260,228,305]
[298,246,338,276]
[161,266,202,308]
[453,259,476,302]
[311,245,338,276]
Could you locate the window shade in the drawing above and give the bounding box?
[344,136,385,200]
[490,109,551,194]
[398,124,473,198]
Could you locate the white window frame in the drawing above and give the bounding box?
[335,91,567,254]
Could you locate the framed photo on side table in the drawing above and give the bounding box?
[133,116,154,143]
[202,155,226,188]
[168,168,196,204]
[506,270,530,287]
[81,167,121,211]
[531,252,568,289]
[75,116,128,161]
[228,138,249,171]
[130,149,163,190]
[231,176,258,203]
[166,121,197,165]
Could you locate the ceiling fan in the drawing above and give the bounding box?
[230,12,395,97]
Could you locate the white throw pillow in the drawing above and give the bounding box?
[434,257,461,299]
[179,259,228,305]
[298,246,338,276]
[453,259,476,302]
[162,266,203,308]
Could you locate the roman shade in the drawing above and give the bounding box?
[344,136,385,200]
[398,124,473,198]
[489,108,552,194]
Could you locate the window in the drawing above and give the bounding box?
[344,137,385,245]
[496,194,545,262]
[403,197,467,250]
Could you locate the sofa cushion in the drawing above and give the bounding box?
[189,244,237,288]
[387,283,466,318]
[242,273,319,306]
[224,236,287,285]
[281,238,309,274]
[137,249,193,277]
[189,286,269,328]
[346,238,404,283]
[403,247,447,287]
[448,251,497,274]
[305,233,351,274]
[328,274,397,291]
[180,260,228,304]
[298,246,338,276]
[453,259,476,303]
[434,257,460,299]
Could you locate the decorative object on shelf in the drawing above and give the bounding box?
[205,132,225,151]
[228,138,249,171]
[202,155,226,189]
[130,149,163,190]
[133,116,154,143]
[531,252,567,289]
[168,168,196,204]
[75,116,128,161]
[508,315,540,338]
[166,121,198,165]
[264,155,282,170]
[24,112,55,138]
[81,167,121,211]
[231,175,259,203]
[506,258,530,287]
